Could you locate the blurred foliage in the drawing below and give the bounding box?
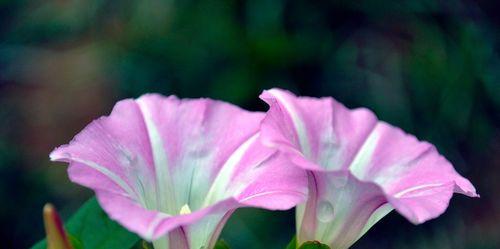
[0,0,499,248]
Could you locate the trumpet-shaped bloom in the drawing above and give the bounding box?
[50,94,308,249]
[259,88,478,249]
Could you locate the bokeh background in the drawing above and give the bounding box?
[1,0,499,248]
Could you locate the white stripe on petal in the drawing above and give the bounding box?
[238,189,306,203]
[393,183,446,198]
[60,156,135,198]
[137,99,177,214]
[267,89,312,158]
[356,203,393,241]
[203,133,259,206]
[349,127,380,179]
[146,212,171,240]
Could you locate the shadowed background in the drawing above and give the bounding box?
[0,0,499,248]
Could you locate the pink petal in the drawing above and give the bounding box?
[233,151,308,210]
[352,121,478,223]
[296,171,391,248]
[260,88,478,247]
[51,94,307,248]
[96,189,239,247]
[50,99,156,198]
[260,88,379,171]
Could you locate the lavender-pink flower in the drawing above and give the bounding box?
[259,88,478,249]
[51,94,308,249]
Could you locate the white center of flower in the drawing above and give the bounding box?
[179,204,192,215]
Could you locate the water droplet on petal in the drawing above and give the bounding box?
[316,201,335,222]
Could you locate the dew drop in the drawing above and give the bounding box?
[316,201,335,223]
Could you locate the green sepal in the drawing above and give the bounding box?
[298,241,330,249]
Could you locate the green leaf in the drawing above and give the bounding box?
[214,240,231,249]
[31,197,140,249]
[298,241,330,249]
[286,236,297,249]
[67,233,84,249]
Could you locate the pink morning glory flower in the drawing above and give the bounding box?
[50,94,308,249]
[259,88,478,249]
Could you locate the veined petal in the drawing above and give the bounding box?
[233,150,308,210]
[96,189,239,245]
[296,172,392,248]
[260,88,378,171]
[260,88,478,248]
[349,121,478,224]
[51,94,308,249]
[50,99,157,204]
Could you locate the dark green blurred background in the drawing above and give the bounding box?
[1,1,499,248]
